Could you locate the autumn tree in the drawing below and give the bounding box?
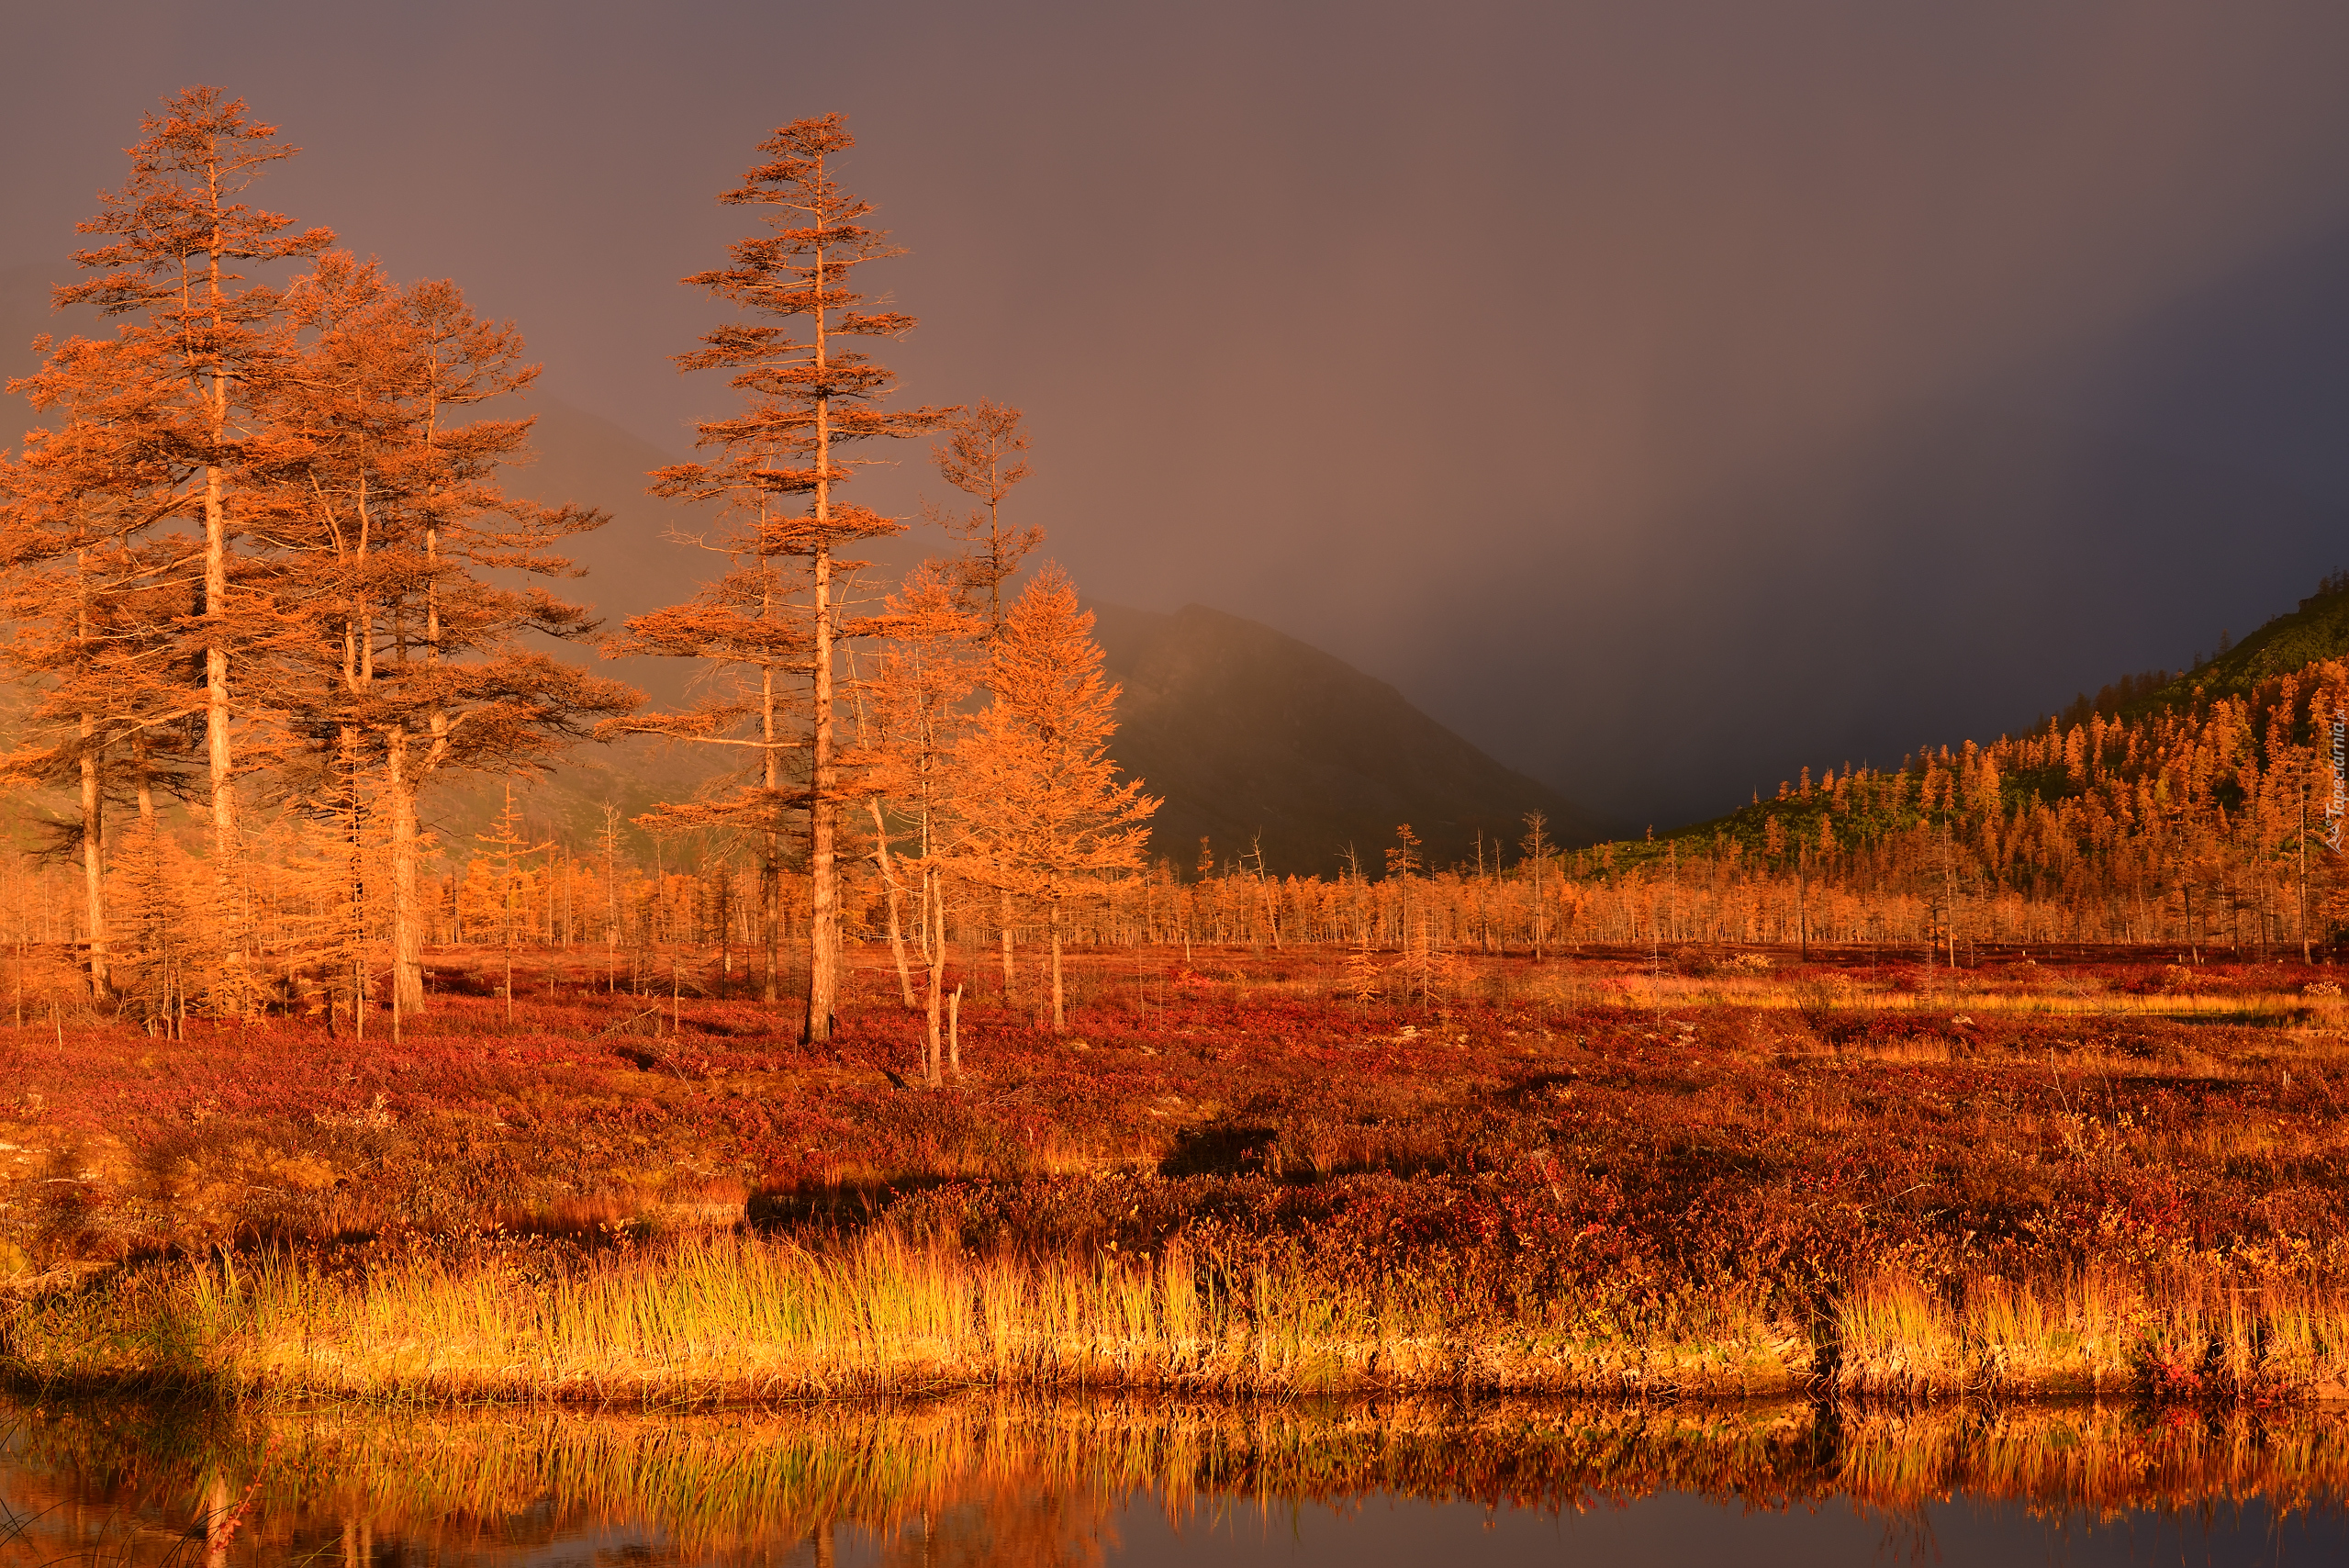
[856,564,980,1081]
[0,484,195,994]
[924,398,1044,993]
[473,781,551,1024]
[265,253,634,1019]
[16,87,334,986]
[633,112,945,1044]
[1521,811,1550,960]
[949,565,1157,1033]
[104,818,203,1035]
[926,399,1039,637]
[1,93,635,1021]
[1386,823,1424,879]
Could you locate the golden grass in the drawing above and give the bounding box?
[4,1232,1810,1402]
[1556,969,2349,1025]
[1835,1268,2349,1399]
[10,1235,2349,1406]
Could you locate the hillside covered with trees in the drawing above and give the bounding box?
[1545,572,2349,958]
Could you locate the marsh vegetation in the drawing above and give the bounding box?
[6,944,2348,1404]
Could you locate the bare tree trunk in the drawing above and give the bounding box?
[762,658,782,1004]
[762,842,780,1002]
[805,540,838,1042]
[803,232,840,1046]
[133,732,154,823]
[78,714,106,995]
[998,884,1015,1000]
[1049,909,1065,1033]
[387,731,425,1015]
[203,459,241,966]
[924,947,943,1086]
[870,798,916,1007]
[343,726,367,1042]
[924,869,946,1084]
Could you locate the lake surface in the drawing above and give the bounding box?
[5,1394,2345,1565]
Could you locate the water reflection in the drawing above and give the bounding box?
[3,1396,2344,1565]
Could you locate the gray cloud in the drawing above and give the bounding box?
[7,1,2349,824]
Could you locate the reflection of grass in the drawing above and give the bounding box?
[7,1394,2349,1565]
[13,1234,2349,1402]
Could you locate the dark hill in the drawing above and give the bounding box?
[1091,602,1607,877]
[2050,568,2349,730]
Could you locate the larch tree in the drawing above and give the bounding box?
[856,563,979,1081]
[925,398,1042,995]
[926,398,1039,638]
[27,87,334,986]
[1,88,632,1022]
[0,468,196,995]
[265,253,636,1019]
[472,780,552,1025]
[949,565,1157,1033]
[634,112,945,1044]
[1521,811,1550,960]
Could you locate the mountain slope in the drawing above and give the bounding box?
[2045,570,2349,732]
[1091,602,1606,876]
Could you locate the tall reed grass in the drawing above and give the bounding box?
[4,1232,1806,1402]
[7,1235,2348,1404]
[1835,1268,2349,1400]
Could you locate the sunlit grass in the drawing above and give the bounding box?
[1834,1267,2349,1398]
[1560,969,2347,1024]
[12,1236,2349,1404]
[6,1231,1812,1402]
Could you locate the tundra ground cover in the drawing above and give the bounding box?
[4,944,2348,1399]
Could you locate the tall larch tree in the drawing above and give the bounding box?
[266,254,636,1018]
[926,398,1041,992]
[638,113,945,1044]
[0,454,194,995]
[950,565,1157,1033]
[34,87,333,984]
[927,399,1039,638]
[856,563,979,1081]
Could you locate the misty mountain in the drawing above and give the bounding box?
[1090,602,1607,877]
[498,412,1616,873]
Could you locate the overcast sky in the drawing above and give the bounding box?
[7,1,2349,826]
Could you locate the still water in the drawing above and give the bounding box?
[5,1395,2345,1566]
